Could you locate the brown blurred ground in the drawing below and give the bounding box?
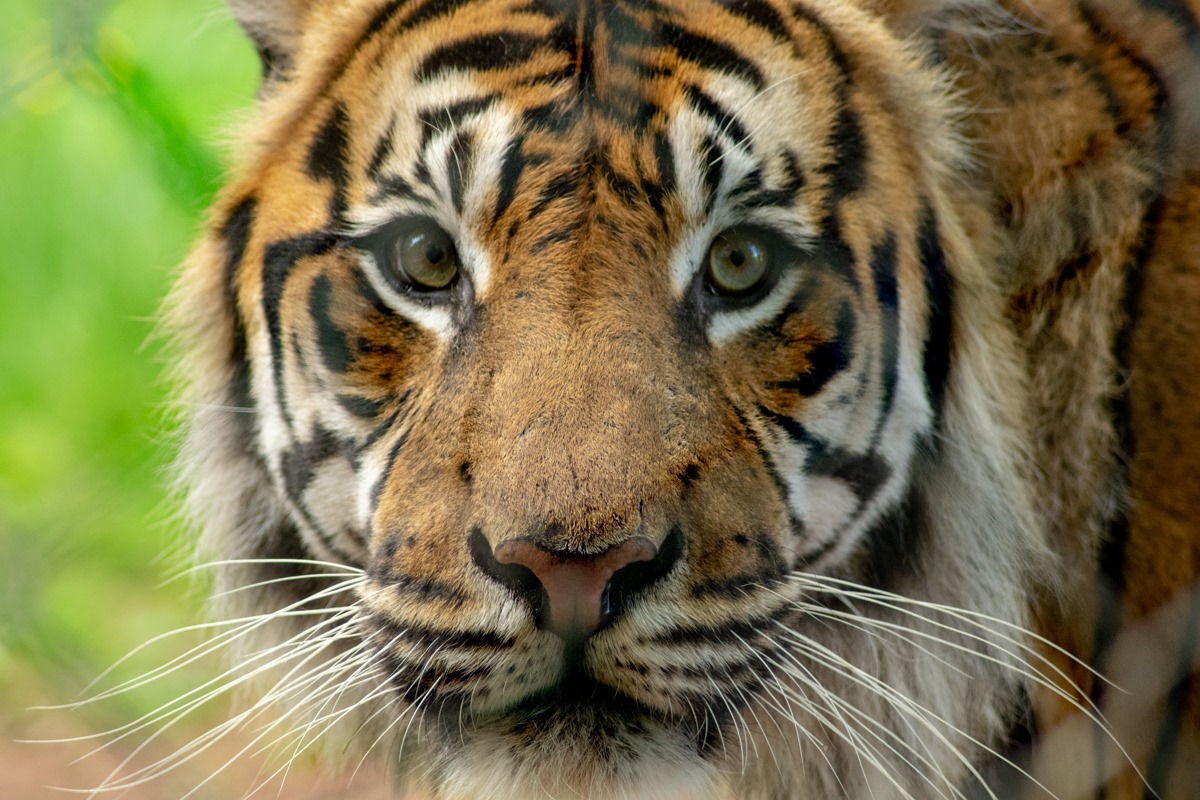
[2,659,418,800]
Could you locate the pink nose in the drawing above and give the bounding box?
[493,537,658,639]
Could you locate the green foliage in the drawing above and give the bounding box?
[0,0,258,728]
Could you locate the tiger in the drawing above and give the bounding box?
[140,0,1200,797]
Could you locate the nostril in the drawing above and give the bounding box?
[608,525,683,617]
[497,537,656,639]
[469,528,547,621]
[470,528,677,640]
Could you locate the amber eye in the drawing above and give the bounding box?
[706,229,771,295]
[389,221,460,290]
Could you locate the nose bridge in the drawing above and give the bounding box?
[470,309,691,549]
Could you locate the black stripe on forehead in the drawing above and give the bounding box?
[656,21,766,90]
[362,0,475,46]
[308,102,351,183]
[492,134,528,223]
[683,84,750,148]
[702,135,724,215]
[447,128,476,214]
[416,95,499,153]
[725,0,793,42]
[738,148,807,209]
[367,115,397,179]
[821,104,867,202]
[642,130,675,220]
[416,32,548,82]
[787,4,866,204]
[295,0,483,141]
[307,102,352,221]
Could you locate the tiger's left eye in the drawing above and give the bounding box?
[706,229,771,295]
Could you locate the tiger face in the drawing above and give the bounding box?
[172,0,1047,797]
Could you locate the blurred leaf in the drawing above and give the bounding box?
[0,0,255,746]
[88,29,224,211]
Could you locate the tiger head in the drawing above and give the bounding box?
[171,0,1045,797]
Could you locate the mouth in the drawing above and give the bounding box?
[417,658,729,762]
[504,671,651,722]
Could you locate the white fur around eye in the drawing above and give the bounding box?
[357,250,455,340]
[706,268,804,344]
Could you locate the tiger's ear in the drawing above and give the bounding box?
[227,0,321,80]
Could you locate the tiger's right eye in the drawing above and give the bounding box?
[379,219,460,292]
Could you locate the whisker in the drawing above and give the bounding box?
[793,574,1116,691]
[160,558,363,587]
[51,576,365,708]
[772,629,985,800]
[784,578,1121,742]
[87,618,361,792]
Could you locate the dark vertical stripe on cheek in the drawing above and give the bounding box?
[221,197,257,417]
[858,485,923,591]
[766,301,856,397]
[869,231,900,431]
[280,424,363,561]
[282,425,341,503]
[917,206,952,428]
[370,428,411,513]
[733,406,806,540]
[309,273,352,374]
[809,446,892,507]
[262,234,340,428]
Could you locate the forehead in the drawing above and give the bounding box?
[295,2,857,277]
[321,0,837,180]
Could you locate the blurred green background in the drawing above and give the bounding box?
[0,0,274,794]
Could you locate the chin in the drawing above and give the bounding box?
[412,691,724,800]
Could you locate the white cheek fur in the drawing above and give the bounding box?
[356,250,456,341]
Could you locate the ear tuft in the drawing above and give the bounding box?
[227,0,318,80]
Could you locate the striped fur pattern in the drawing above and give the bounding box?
[153,0,1200,797]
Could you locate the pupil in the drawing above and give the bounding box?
[729,249,746,268]
[425,244,445,265]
